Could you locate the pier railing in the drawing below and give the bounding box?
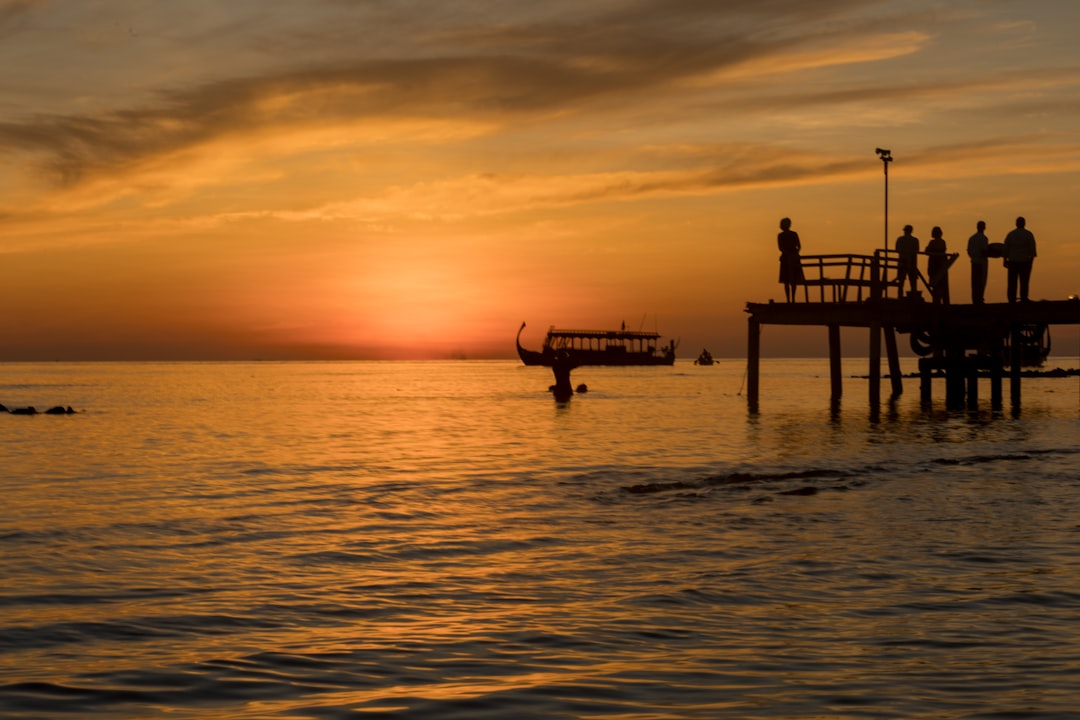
[798,250,957,302]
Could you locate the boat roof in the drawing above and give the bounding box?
[546,327,664,340]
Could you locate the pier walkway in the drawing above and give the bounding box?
[746,249,1080,411]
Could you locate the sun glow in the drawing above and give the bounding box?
[2,2,1080,359]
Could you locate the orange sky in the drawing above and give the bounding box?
[2,0,1079,360]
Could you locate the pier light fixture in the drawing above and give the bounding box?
[876,148,893,252]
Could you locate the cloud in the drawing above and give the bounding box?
[2,0,1078,230]
[0,0,912,193]
[230,144,869,224]
[0,0,38,27]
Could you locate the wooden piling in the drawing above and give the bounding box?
[945,345,966,410]
[966,355,979,409]
[919,358,933,405]
[745,269,1080,411]
[869,321,881,407]
[1010,324,1022,408]
[990,351,1003,410]
[747,317,760,408]
[828,324,842,401]
[885,325,902,396]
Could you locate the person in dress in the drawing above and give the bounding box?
[925,226,950,305]
[1003,216,1037,302]
[967,220,989,304]
[895,224,920,297]
[777,217,804,302]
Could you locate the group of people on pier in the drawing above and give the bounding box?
[777,216,1037,304]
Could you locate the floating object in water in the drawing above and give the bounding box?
[3,405,77,415]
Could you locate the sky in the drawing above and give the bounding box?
[2,0,1079,360]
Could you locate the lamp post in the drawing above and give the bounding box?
[876,148,892,253]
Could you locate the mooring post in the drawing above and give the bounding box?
[884,325,902,396]
[747,317,760,408]
[828,323,842,401]
[869,321,881,407]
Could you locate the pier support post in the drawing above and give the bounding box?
[869,321,881,407]
[990,349,1003,411]
[919,358,933,406]
[884,325,902,397]
[966,355,979,410]
[828,324,842,401]
[747,317,760,409]
[945,344,966,410]
[1010,324,1022,410]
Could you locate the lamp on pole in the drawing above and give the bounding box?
[876,148,892,253]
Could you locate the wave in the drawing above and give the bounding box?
[621,446,1080,497]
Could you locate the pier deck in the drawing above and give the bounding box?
[745,251,1080,411]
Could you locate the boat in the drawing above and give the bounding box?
[517,322,677,366]
[694,349,714,366]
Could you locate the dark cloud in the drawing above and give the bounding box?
[0,0,1043,192]
[0,0,863,186]
[0,0,38,26]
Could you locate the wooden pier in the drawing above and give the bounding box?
[746,250,1080,411]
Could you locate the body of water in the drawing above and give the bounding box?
[2,359,1080,719]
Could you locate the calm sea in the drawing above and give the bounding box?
[2,359,1080,719]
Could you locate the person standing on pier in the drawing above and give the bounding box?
[895,225,920,297]
[967,220,989,304]
[777,217,804,302]
[926,226,950,304]
[1003,216,1037,302]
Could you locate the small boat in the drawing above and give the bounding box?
[694,349,714,366]
[517,322,677,366]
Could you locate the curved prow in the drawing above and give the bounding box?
[516,322,545,366]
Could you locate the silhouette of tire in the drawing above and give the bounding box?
[910,329,934,356]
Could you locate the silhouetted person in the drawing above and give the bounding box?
[777,217,804,302]
[895,224,920,296]
[925,226,950,305]
[550,350,577,402]
[1003,216,1036,302]
[967,220,989,304]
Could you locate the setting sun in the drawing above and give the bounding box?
[2,1,1079,359]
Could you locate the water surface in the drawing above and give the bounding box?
[2,360,1079,718]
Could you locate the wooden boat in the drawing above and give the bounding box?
[517,322,677,366]
[694,349,714,366]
